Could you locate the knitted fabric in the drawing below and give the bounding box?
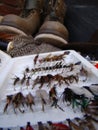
[7,35,61,57]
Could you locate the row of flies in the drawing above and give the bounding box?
[3,84,98,115]
[12,60,87,90]
[12,51,88,90]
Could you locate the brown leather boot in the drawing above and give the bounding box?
[0,0,44,42]
[0,9,41,35]
[34,20,69,48]
[34,0,68,49]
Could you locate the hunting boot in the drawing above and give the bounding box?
[34,0,69,49]
[0,0,45,44]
